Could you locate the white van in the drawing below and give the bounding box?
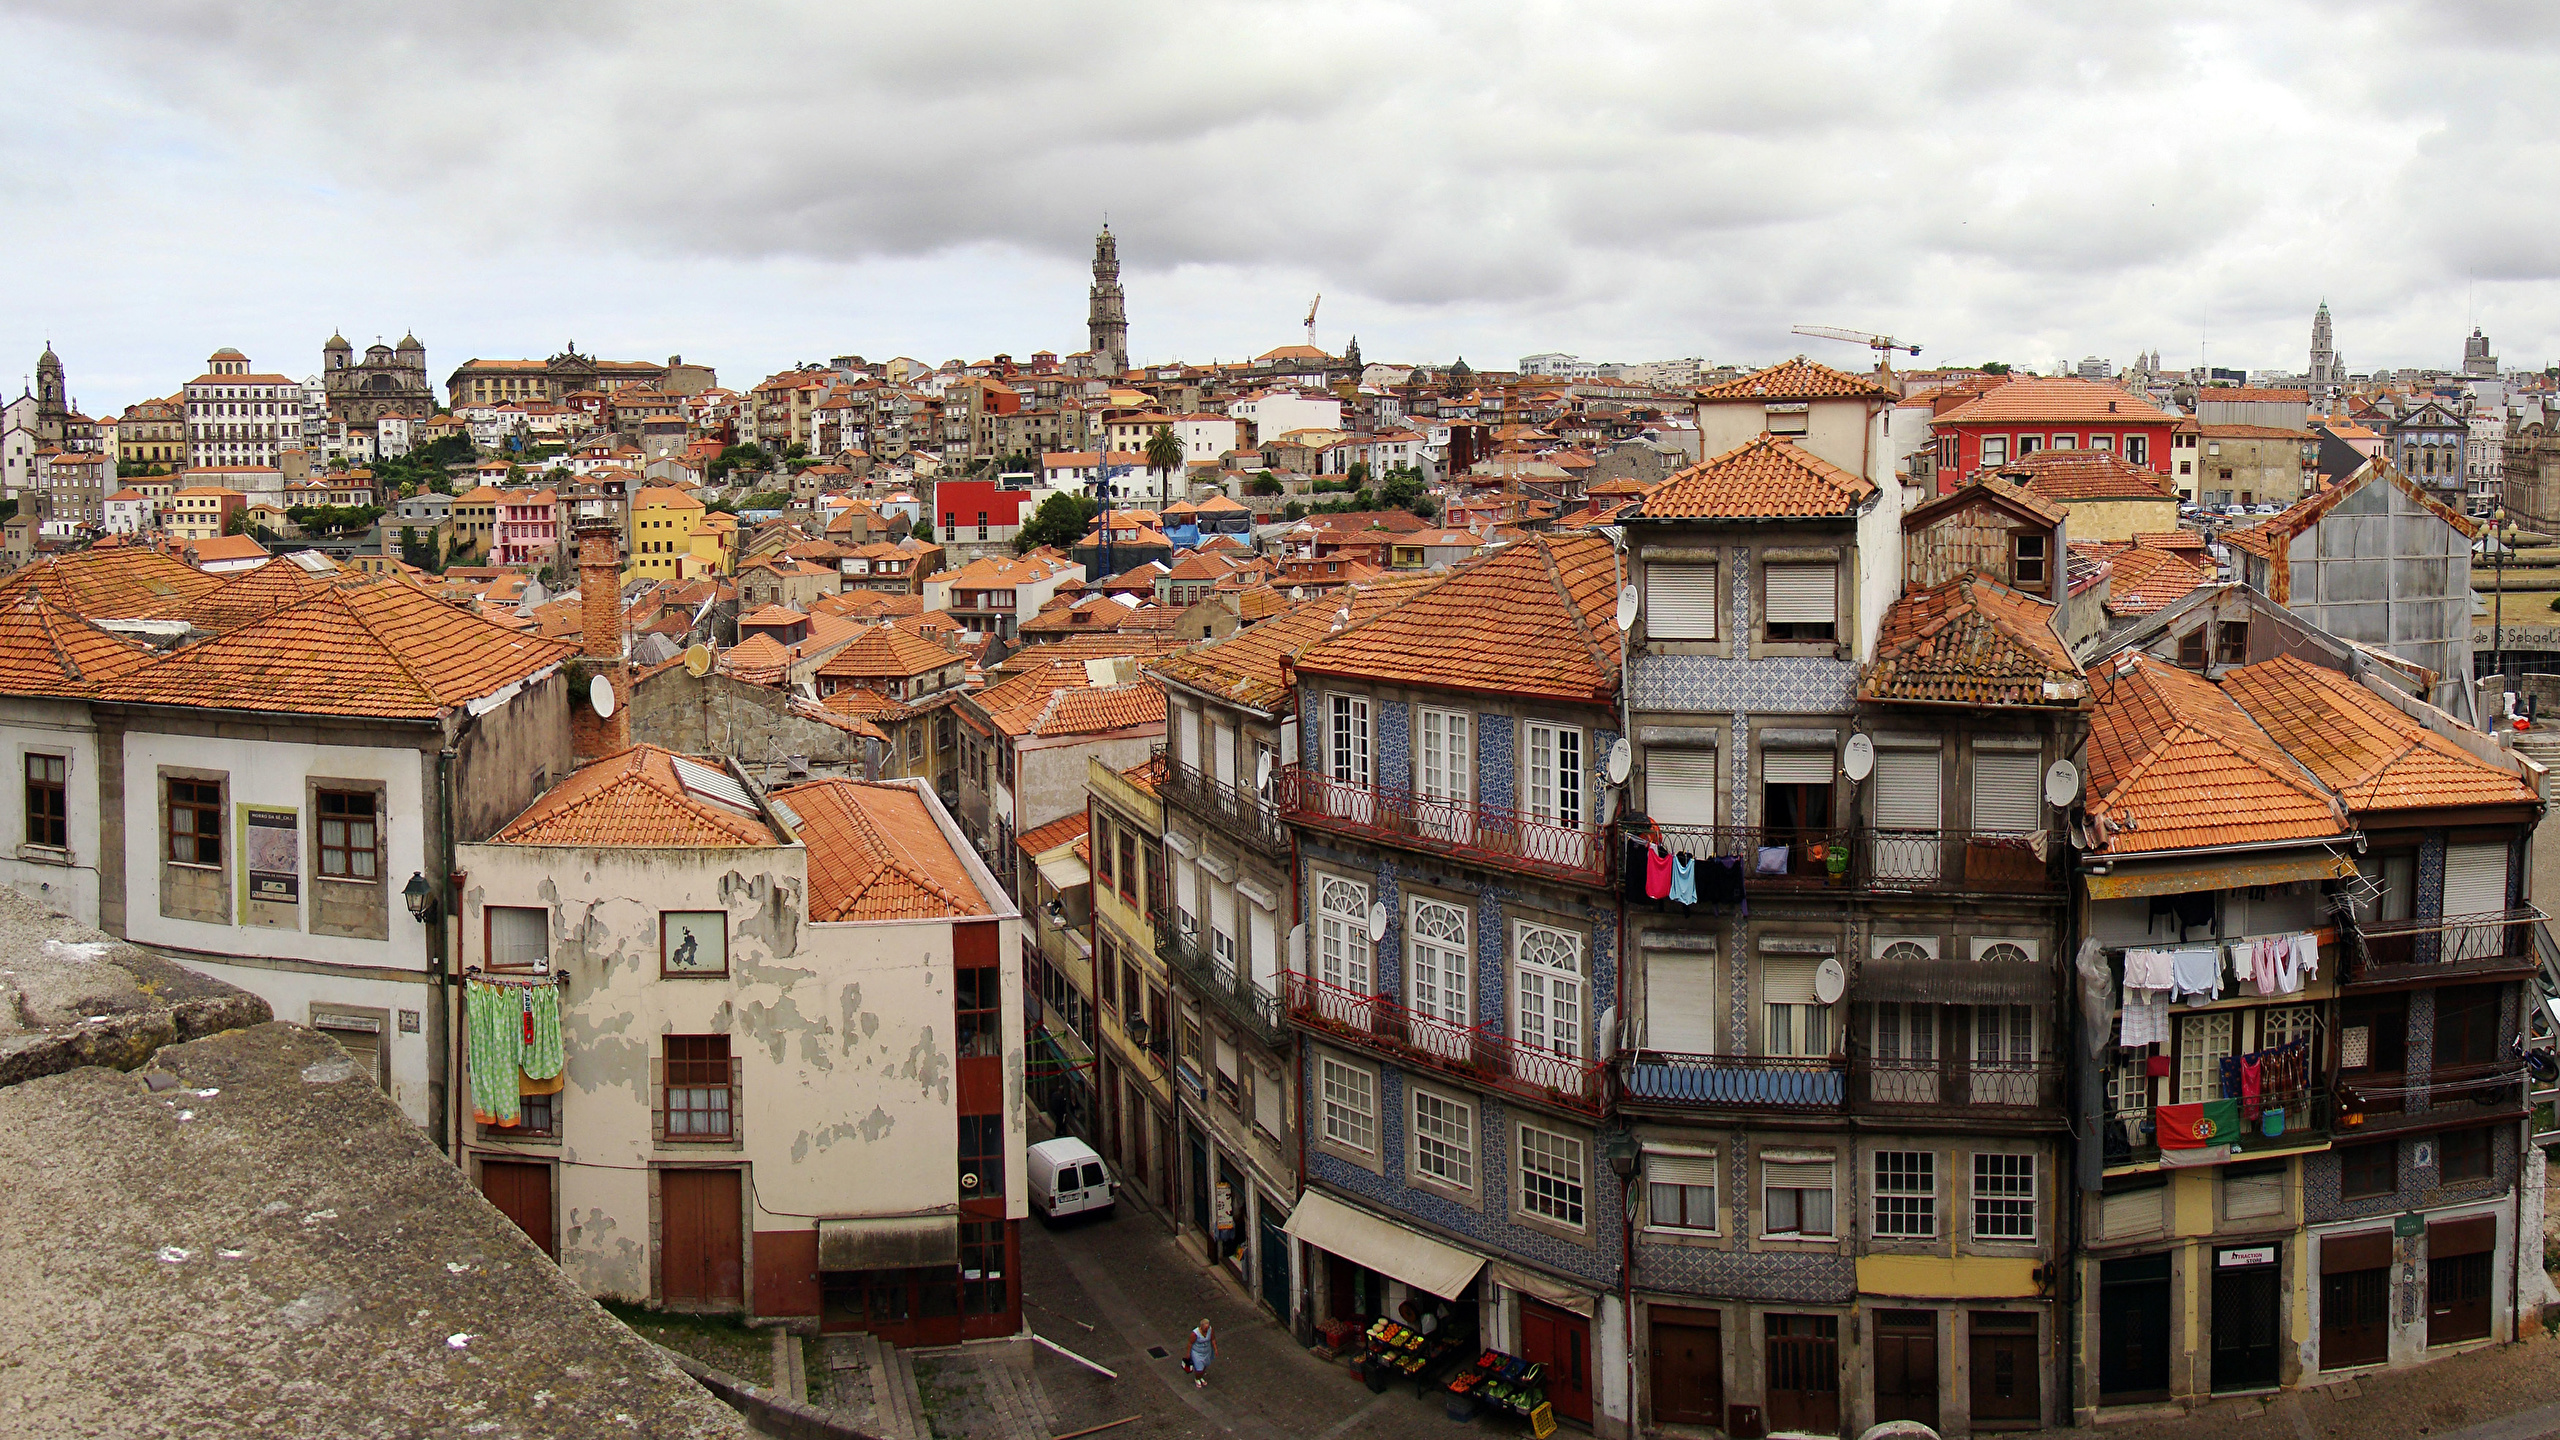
[1027,1137,1116,1223]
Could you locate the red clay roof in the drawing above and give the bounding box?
[2222,655,2536,814]
[493,745,779,847]
[1293,532,1621,704]
[1015,810,1091,858]
[777,779,991,922]
[1864,574,2086,708]
[2085,653,2347,855]
[0,545,222,621]
[1988,449,2178,502]
[1148,575,1439,713]
[1936,378,2176,428]
[2103,547,2216,616]
[1634,435,1877,521]
[0,593,153,696]
[1903,475,2068,532]
[816,624,958,681]
[1696,357,1893,403]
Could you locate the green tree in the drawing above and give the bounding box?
[1981,361,2012,376]
[1282,501,1307,521]
[1015,491,1098,553]
[225,508,249,536]
[1249,471,1284,497]
[707,442,770,485]
[784,442,810,461]
[1346,461,1370,488]
[1145,424,1185,492]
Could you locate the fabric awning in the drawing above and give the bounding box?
[1282,1189,1484,1301]
[1037,853,1091,891]
[817,1214,960,1271]
[1859,953,2052,1004]
[2084,852,2358,900]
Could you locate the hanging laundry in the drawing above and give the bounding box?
[2293,931,2320,981]
[2123,949,2177,992]
[2170,891,2215,936]
[2119,989,2170,1047]
[2239,1056,2264,1121]
[1755,845,1790,877]
[1645,846,1673,900]
[467,979,522,1127]
[1699,855,1746,906]
[2270,936,2303,996]
[1623,840,1651,904]
[2168,946,2221,1002]
[1668,854,1698,907]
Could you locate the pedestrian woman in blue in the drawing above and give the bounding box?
[1186,1319,1215,1388]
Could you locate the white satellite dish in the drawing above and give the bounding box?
[1366,901,1389,943]
[1842,733,1874,783]
[1812,957,1846,1006]
[588,673,617,719]
[2044,759,2081,808]
[1255,750,1273,791]
[683,642,714,677]
[1613,584,1638,633]
[1605,737,1631,785]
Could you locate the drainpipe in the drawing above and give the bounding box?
[436,743,459,1157]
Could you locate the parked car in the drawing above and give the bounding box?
[1027,1136,1116,1224]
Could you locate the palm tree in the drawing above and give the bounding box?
[1145,424,1185,503]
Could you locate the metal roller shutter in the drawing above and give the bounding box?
[1764,564,1837,624]
[1647,1153,1717,1189]
[1972,748,2045,834]
[1873,747,1942,830]
[1764,750,1835,786]
[2443,843,2509,918]
[1646,564,1719,640]
[1647,750,1721,826]
[1645,951,1720,1052]
[1762,957,1821,1006]
[1763,1155,1835,1191]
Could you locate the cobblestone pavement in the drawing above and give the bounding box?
[1024,1199,1464,1440]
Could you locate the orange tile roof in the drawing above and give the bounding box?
[1696,357,1893,402]
[1863,574,2086,708]
[1935,377,2176,427]
[1148,575,1440,713]
[1903,475,2067,532]
[816,623,959,681]
[167,556,355,632]
[1988,448,2178,502]
[715,632,793,683]
[492,745,779,847]
[737,604,809,627]
[0,594,153,696]
[999,682,1165,738]
[1015,810,1090,858]
[1633,435,1877,520]
[777,779,990,921]
[2103,547,2215,615]
[98,582,573,720]
[2222,655,2536,814]
[1293,531,1621,704]
[0,546,222,621]
[183,534,271,564]
[820,686,913,721]
[2225,458,2478,553]
[2133,531,2209,552]
[2084,652,2345,855]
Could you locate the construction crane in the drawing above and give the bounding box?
[1791,325,1922,371]
[1304,294,1322,349]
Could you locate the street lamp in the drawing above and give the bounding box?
[402,871,438,922]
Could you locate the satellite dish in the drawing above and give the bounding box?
[1289,586,1305,600]
[1255,750,1273,790]
[588,673,617,719]
[1613,584,1638,633]
[1842,733,1875,783]
[1366,901,1388,943]
[2045,759,2081,808]
[1605,737,1632,785]
[683,642,713,677]
[1813,957,1846,1006]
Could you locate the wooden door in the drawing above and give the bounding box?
[479,1159,554,1258]
[1763,1313,1840,1437]
[2320,1266,2390,1367]
[1871,1310,1937,1426]
[2210,1263,2281,1392]
[1520,1298,1593,1425]
[1647,1312,1723,1427]
[2428,1252,2493,1346]
[1967,1313,2039,1426]
[2097,1254,2172,1401]
[662,1169,745,1309]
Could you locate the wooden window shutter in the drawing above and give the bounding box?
[1645,563,1718,640]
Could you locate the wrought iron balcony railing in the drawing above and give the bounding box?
[1285,970,1604,1115]
[1154,747,1289,858]
[1279,766,1607,887]
[1617,1050,1846,1112]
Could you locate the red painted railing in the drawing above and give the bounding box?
[1278,766,1608,886]
[1285,970,1604,1115]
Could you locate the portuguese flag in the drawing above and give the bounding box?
[2157,1098,2241,1148]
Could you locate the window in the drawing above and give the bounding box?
[1318,1055,1374,1155]
[1763,562,1837,642]
[1646,1152,1718,1232]
[662,1035,734,1140]
[2440,1126,2494,1183]
[1407,897,1471,1030]
[2016,435,2042,457]
[2092,435,2114,452]
[487,906,549,971]
[1418,708,1472,804]
[1316,874,1372,995]
[2339,1139,2398,1199]
[1980,437,2007,467]
[2175,628,2207,669]
[1328,693,1371,785]
[316,790,378,879]
[2215,622,2249,666]
[960,1217,1007,1316]
[956,963,1000,1058]
[166,777,223,865]
[1524,723,1583,828]
[1519,1124,1587,1228]
[1413,1090,1474,1189]
[1975,1003,2035,1065]
[2051,434,2077,450]
[2176,1011,2234,1105]
[1971,747,2044,836]
[1762,748,1835,843]
[1763,956,1830,1057]
[1873,1151,1937,1237]
[1873,999,1938,1062]
[24,753,65,848]
[2224,1161,2285,1220]
[1764,405,1809,436]
[1514,923,1585,1060]
[1116,832,1138,905]
[1762,1154,1835,1237]
[2435,985,2503,1070]
[2338,993,2407,1074]
[959,1112,1004,1202]
[1094,817,1114,890]
[2011,532,2048,589]
[2124,435,2148,465]
[1645,562,1719,640]
[1972,1153,2037,1240]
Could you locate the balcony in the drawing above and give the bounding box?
[2335,1062,2529,1135]
[1648,825,1857,892]
[2104,1087,2336,1170]
[1285,971,1604,1116]
[1158,923,1288,1050]
[1154,746,1288,859]
[1850,1056,2065,1120]
[2346,908,2547,986]
[1857,829,2063,896]
[1279,765,1608,887]
[1618,1051,1845,1113]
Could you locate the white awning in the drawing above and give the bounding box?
[817,1214,959,1271]
[1282,1189,1485,1301]
[1037,853,1090,892]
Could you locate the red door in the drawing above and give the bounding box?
[662,1169,745,1309]
[1521,1298,1593,1425]
[479,1160,554,1258]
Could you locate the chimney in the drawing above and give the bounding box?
[569,516,632,761]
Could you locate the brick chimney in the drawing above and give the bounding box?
[569,515,631,761]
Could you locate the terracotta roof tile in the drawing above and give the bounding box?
[167,559,357,632]
[2222,654,2536,814]
[1864,574,2086,708]
[2084,652,2345,855]
[2104,547,2215,615]
[1293,532,1621,704]
[0,594,154,696]
[816,624,959,681]
[1935,377,2177,427]
[493,745,779,847]
[1902,475,2067,532]
[1696,357,1893,402]
[1985,448,2178,502]
[776,779,990,922]
[1633,435,1877,521]
[1015,810,1090,858]
[0,545,222,621]
[1147,576,1439,714]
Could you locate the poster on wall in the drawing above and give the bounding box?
[241,807,300,928]
[660,911,728,976]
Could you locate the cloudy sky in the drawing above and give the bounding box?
[4,2,2555,411]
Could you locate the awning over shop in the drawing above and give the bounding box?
[1037,853,1091,892]
[1858,952,2052,1004]
[1282,1189,1484,1301]
[2083,852,2358,900]
[817,1213,960,1272]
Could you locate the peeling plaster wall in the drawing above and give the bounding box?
[454,839,973,1302]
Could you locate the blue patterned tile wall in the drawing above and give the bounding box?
[2302,1116,2519,1223]
[2417,833,2446,965]
[1635,1240,1857,1304]
[1478,712,1516,811]
[1378,701,1412,795]
[1627,655,1860,715]
[2405,988,2436,1116]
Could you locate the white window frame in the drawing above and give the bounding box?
[1418,707,1473,804]
[1643,1150,1719,1235]
[1517,1122,1588,1231]
[1513,922,1585,1061]
[1644,562,1719,641]
[1327,692,1371,785]
[1411,1086,1476,1193]
[1317,1053,1376,1156]
[1315,872,1372,996]
[1971,1152,2038,1241]
[1524,722,1584,829]
[1872,1150,1938,1238]
[1406,895,1472,1031]
[1761,1153,1837,1239]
